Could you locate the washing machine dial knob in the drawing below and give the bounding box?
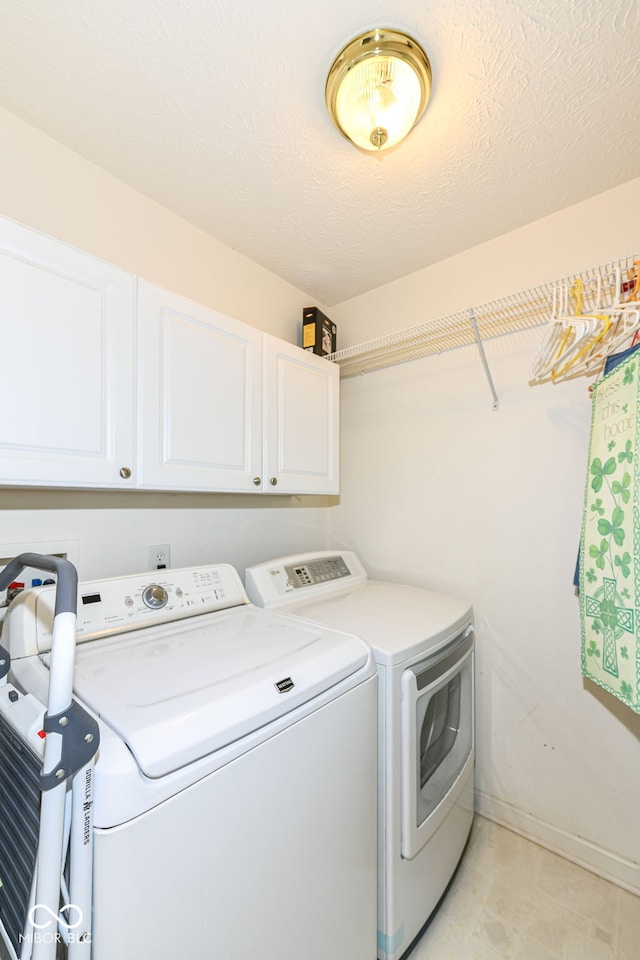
[142,584,168,609]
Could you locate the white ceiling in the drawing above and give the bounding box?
[0,1,639,306]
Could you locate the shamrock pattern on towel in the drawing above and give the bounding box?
[581,356,640,713]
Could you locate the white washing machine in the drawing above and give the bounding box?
[245,551,475,960]
[1,564,377,960]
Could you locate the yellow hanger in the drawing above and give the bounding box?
[551,313,611,380]
[551,313,611,383]
[550,281,613,380]
[625,260,640,302]
[528,283,578,383]
[530,266,640,385]
[570,278,584,314]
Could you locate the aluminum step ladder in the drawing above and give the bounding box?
[0,554,99,960]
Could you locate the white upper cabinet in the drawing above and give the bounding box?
[0,217,339,495]
[137,281,263,492]
[137,281,340,494]
[263,337,340,494]
[0,217,136,488]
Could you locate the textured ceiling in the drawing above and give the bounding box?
[0,1,639,305]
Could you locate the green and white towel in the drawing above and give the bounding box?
[580,353,640,713]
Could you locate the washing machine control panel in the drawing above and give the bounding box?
[245,551,369,607]
[8,565,250,656]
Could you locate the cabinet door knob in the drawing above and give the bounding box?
[253,476,261,486]
[269,477,278,486]
[119,467,132,479]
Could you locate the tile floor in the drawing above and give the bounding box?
[411,816,640,960]
[0,816,637,959]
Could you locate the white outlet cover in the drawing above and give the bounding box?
[147,544,171,570]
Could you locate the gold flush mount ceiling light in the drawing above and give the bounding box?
[325,28,432,152]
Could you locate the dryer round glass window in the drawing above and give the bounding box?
[420,672,460,788]
[415,652,473,826]
[401,627,474,860]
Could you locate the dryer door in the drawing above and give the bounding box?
[400,625,474,859]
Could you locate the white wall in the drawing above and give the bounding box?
[0,108,333,581]
[3,104,639,892]
[333,177,640,347]
[327,178,640,892]
[0,106,329,342]
[0,490,332,582]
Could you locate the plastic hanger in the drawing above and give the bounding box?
[552,313,611,380]
[530,279,606,383]
[549,278,612,380]
[528,284,577,383]
[530,261,640,387]
[584,266,640,372]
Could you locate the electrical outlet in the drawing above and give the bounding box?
[148,544,171,571]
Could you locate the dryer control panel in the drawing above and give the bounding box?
[5,564,249,657]
[286,555,351,588]
[245,551,368,607]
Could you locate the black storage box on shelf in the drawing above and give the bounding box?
[302,307,337,358]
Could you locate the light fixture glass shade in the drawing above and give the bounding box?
[326,29,432,152]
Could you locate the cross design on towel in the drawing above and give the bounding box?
[584,577,634,678]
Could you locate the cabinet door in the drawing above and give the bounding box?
[263,337,340,494]
[137,282,263,491]
[0,217,135,488]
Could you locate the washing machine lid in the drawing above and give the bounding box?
[277,581,472,667]
[70,606,371,778]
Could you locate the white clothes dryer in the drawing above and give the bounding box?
[1,564,377,960]
[245,551,475,960]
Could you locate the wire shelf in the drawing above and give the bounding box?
[328,253,639,379]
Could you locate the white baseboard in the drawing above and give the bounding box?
[475,790,640,896]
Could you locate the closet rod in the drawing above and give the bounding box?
[469,308,499,411]
[328,252,638,379]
